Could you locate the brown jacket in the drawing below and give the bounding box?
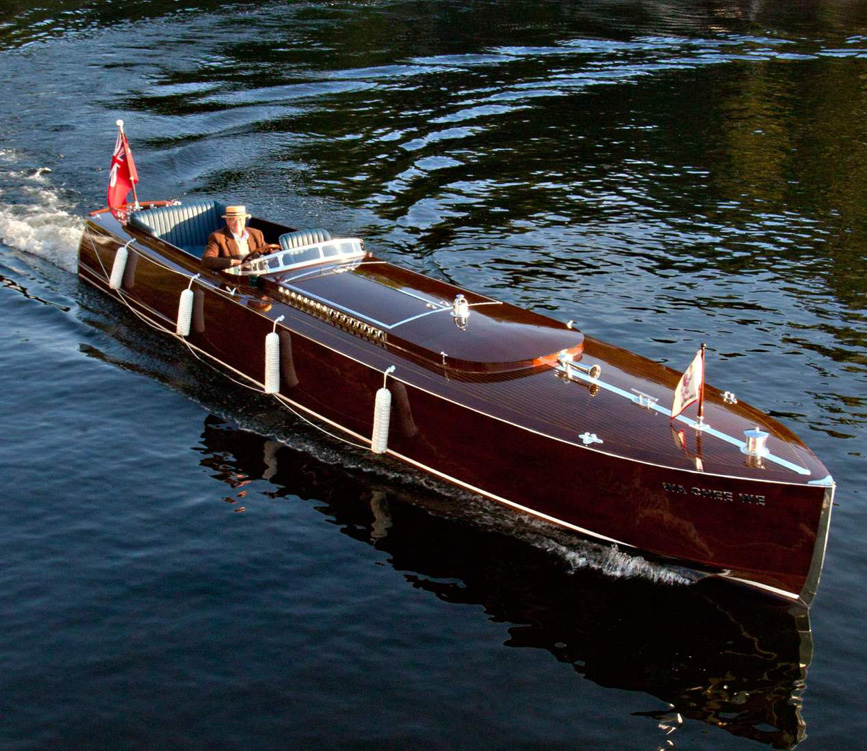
[202,226,268,270]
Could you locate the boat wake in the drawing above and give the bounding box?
[464,504,699,586]
[0,151,82,273]
[533,537,698,586]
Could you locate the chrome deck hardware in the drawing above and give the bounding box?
[631,389,659,409]
[451,294,470,329]
[557,350,601,380]
[743,426,769,457]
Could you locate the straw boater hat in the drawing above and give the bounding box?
[222,205,251,219]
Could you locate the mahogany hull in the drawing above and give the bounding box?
[78,211,834,604]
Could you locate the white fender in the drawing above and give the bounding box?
[371,386,392,454]
[265,331,280,393]
[176,287,194,336]
[109,245,128,290]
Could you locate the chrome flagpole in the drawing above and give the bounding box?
[696,342,707,430]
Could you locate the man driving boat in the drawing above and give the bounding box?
[202,205,278,270]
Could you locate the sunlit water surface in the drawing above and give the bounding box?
[1,2,865,749]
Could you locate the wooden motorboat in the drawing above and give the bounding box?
[77,198,835,605]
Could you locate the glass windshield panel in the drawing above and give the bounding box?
[282,246,321,264]
[321,241,341,258]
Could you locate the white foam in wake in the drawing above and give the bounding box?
[0,164,83,274]
[536,537,697,586]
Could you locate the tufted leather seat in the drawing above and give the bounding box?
[128,200,226,258]
[278,229,332,251]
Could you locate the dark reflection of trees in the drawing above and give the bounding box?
[196,414,812,750]
[0,0,261,49]
[7,0,866,52]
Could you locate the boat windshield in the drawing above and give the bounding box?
[224,237,365,276]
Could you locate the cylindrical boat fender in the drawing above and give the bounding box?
[371,388,392,455]
[264,333,280,393]
[109,242,130,290]
[371,366,396,454]
[176,289,194,337]
[264,316,285,394]
[176,275,199,337]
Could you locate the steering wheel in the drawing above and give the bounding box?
[245,244,280,263]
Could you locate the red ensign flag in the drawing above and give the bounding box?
[671,348,704,420]
[107,124,139,209]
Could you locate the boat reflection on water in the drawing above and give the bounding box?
[196,415,812,750]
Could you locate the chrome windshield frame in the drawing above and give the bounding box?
[224,237,365,276]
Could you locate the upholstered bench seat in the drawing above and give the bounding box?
[128,200,225,258]
[278,229,332,250]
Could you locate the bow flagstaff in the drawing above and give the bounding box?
[107,119,139,212]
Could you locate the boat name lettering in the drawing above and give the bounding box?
[662,483,765,506]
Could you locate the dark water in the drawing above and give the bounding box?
[1,1,866,749]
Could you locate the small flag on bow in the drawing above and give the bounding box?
[671,345,705,421]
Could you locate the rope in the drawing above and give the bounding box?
[272,393,369,450]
